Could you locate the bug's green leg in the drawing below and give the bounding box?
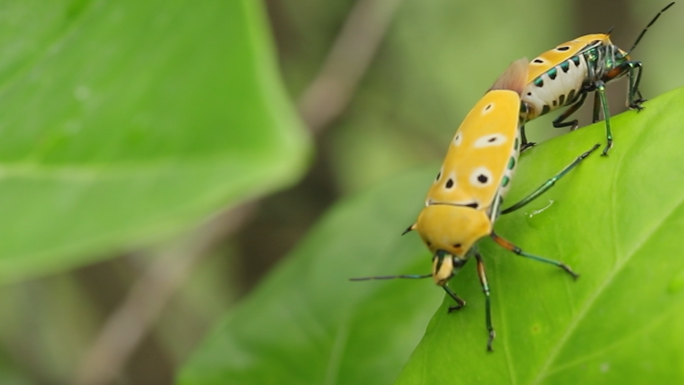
[520,124,528,145]
[501,143,599,214]
[490,232,579,279]
[520,124,536,153]
[592,88,600,122]
[627,62,645,109]
[592,80,613,156]
[474,252,495,352]
[520,102,536,152]
[443,284,466,312]
[552,91,588,131]
[635,89,645,104]
[520,142,536,153]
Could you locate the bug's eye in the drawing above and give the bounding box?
[452,257,467,269]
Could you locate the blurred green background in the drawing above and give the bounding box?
[0,0,682,384]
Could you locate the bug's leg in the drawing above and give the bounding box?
[501,143,599,214]
[490,232,579,279]
[626,61,645,109]
[443,284,466,312]
[520,102,535,152]
[520,124,536,153]
[591,80,613,156]
[552,91,587,131]
[592,89,600,122]
[474,252,495,351]
[635,89,645,105]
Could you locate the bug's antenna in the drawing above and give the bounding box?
[627,2,675,55]
[349,273,432,281]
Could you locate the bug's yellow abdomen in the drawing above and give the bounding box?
[425,90,522,212]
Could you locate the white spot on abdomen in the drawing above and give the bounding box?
[473,134,508,148]
[470,166,493,187]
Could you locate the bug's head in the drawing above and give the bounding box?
[600,44,632,83]
[431,249,468,286]
[602,44,630,80]
[614,45,630,62]
[411,204,492,284]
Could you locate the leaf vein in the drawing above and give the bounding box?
[531,146,684,384]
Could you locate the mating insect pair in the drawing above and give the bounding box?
[352,3,674,351]
[352,59,598,351]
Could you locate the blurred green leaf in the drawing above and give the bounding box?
[179,87,684,384]
[0,0,309,281]
[177,167,440,384]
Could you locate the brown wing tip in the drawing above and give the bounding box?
[488,58,529,95]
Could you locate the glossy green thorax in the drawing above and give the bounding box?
[583,43,629,81]
[0,0,310,282]
[609,50,631,71]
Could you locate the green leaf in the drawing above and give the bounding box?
[0,0,309,281]
[179,87,684,384]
